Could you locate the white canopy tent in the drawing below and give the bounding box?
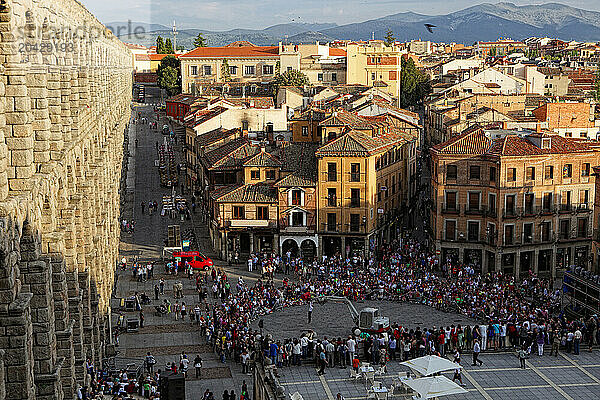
[400,355,461,377]
[402,375,468,399]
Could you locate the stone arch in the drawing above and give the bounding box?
[300,239,317,261]
[282,239,299,257]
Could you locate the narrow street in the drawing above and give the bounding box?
[113,89,253,398]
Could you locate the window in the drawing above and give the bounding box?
[488,193,496,215]
[563,164,572,178]
[233,206,245,219]
[242,120,249,131]
[526,167,535,181]
[287,66,293,72]
[577,218,588,238]
[489,166,496,182]
[543,193,553,211]
[327,188,337,207]
[560,190,572,211]
[318,73,324,81]
[350,188,360,208]
[327,163,337,181]
[291,189,302,206]
[263,65,274,75]
[301,126,308,136]
[468,192,480,211]
[190,65,198,76]
[559,219,570,239]
[524,193,534,214]
[541,221,551,242]
[467,221,479,241]
[256,206,268,220]
[523,223,533,243]
[445,220,456,240]
[291,211,304,226]
[582,163,590,177]
[350,163,361,182]
[371,72,376,81]
[327,213,337,231]
[229,65,237,75]
[266,170,275,180]
[446,165,457,180]
[505,194,516,216]
[487,223,496,245]
[579,190,589,209]
[445,191,457,211]
[504,225,514,245]
[331,73,337,81]
[244,65,255,75]
[469,165,481,180]
[507,168,516,182]
[544,165,554,179]
[350,214,360,232]
[203,65,212,76]
[251,170,260,180]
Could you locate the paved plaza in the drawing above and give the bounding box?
[277,351,600,400]
[114,94,600,399]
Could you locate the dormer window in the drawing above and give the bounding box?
[541,138,551,149]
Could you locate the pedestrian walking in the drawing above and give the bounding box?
[518,346,528,369]
[308,301,313,324]
[549,331,560,357]
[472,339,483,366]
[194,355,202,378]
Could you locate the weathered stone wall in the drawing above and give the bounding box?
[0,0,132,399]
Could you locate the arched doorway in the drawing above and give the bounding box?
[282,239,299,258]
[300,239,316,261]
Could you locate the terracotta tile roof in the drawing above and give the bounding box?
[319,110,373,130]
[275,172,316,187]
[135,54,151,61]
[166,94,202,105]
[180,46,279,59]
[148,54,179,61]
[243,150,282,168]
[211,183,277,203]
[431,127,491,155]
[185,106,228,127]
[195,128,240,147]
[432,128,598,157]
[329,48,347,57]
[202,137,259,170]
[273,143,319,186]
[316,130,406,157]
[211,97,274,109]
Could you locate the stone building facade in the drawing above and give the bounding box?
[431,127,600,279]
[0,0,132,399]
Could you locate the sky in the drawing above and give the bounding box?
[80,0,600,31]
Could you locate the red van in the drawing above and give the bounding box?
[173,251,213,270]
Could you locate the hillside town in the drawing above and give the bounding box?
[3,1,600,400]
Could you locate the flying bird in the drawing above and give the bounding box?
[424,23,436,33]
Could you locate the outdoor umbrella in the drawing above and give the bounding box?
[400,355,460,376]
[402,375,468,399]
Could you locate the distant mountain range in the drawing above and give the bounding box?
[112,2,600,49]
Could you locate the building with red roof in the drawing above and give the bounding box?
[431,126,600,276]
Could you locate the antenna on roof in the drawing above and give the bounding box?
[172,20,178,53]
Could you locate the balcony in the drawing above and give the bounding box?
[441,205,460,215]
[225,220,276,229]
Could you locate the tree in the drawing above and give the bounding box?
[157,55,181,96]
[400,57,431,109]
[272,69,310,97]
[194,33,207,48]
[164,38,174,54]
[384,30,395,47]
[156,36,165,54]
[221,59,232,82]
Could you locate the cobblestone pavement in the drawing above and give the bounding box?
[277,351,600,400]
[255,301,476,340]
